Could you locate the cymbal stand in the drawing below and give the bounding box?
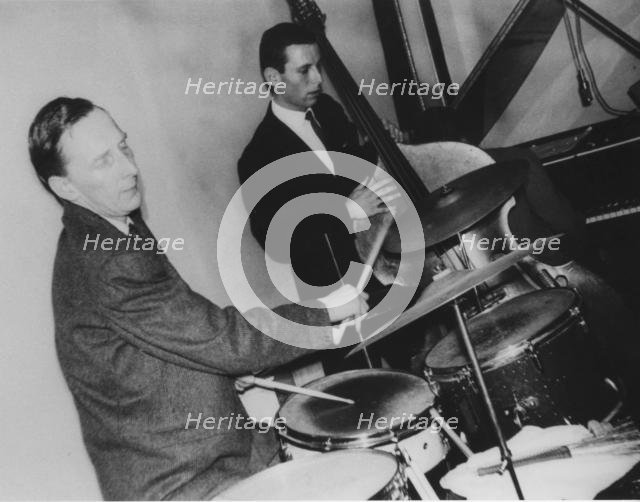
[456,232,483,313]
[451,299,524,499]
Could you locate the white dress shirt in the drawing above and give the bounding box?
[104,215,134,235]
[271,100,335,174]
[271,100,368,223]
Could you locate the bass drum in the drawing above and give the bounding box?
[424,288,616,450]
[277,369,447,474]
[215,449,408,500]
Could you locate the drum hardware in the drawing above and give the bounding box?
[425,289,617,453]
[451,298,525,498]
[347,247,532,358]
[277,369,448,479]
[458,287,507,319]
[454,230,484,313]
[524,343,543,372]
[511,395,541,428]
[568,306,589,330]
[278,437,292,461]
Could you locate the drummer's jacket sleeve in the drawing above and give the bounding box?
[52,202,337,499]
[95,247,332,375]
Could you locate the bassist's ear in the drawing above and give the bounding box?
[263,67,282,85]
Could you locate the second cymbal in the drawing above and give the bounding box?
[385,159,528,253]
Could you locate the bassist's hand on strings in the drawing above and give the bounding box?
[347,177,401,219]
[362,119,409,144]
[382,118,410,144]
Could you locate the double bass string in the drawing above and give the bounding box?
[317,35,426,203]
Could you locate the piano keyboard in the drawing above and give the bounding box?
[586,199,640,224]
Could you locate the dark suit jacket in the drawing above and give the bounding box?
[53,202,331,499]
[238,94,377,299]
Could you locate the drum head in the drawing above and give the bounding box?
[279,369,434,447]
[426,289,576,371]
[215,450,398,500]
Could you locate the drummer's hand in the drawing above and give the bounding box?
[347,177,401,218]
[234,375,255,393]
[319,284,370,323]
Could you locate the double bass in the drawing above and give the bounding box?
[286,0,529,297]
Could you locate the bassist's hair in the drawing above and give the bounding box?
[259,22,317,74]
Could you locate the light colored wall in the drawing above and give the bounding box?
[0,0,392,498]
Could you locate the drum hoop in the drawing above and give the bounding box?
[278,411,433,451]
[224,449,404,499]
[279,369,434,450]
[366,449,405,500]
[426,289,581,376]
[483,301,583,371]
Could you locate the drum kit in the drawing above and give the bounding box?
[220,161,619,500]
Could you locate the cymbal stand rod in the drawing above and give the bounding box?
[457,232,483,314]
[452,300,524,499]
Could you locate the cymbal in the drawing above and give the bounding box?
[346,247,531,357]
[385,159,528,253]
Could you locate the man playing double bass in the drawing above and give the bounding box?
[238,22,403,303]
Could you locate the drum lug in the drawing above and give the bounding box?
[322,437,332,452]
[569,306,587,329]
[512,395,540,428]
[424,367,440,396]
[461,367,477,394]
[525,342,543,372]
[278,437,292,462]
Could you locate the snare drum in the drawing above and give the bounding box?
[424,289,614,449]
[215,449,408,500]
[278,369,447,474]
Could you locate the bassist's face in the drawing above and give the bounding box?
[271,43,323,111]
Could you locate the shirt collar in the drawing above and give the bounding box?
[271,100,311,129]
[103,215,134,235]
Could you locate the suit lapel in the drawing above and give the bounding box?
[263,106,311,156]
[264,106,336,176]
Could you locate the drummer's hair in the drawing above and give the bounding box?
[28,97,97,200]
[260,23,317,74]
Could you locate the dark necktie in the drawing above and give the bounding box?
[128,221,141,237]
[305,109,328,148]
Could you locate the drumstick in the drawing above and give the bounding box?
[240,375,355,405]
[429,408,474,459]
[333,213,394,357]
[358,212,394,291]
